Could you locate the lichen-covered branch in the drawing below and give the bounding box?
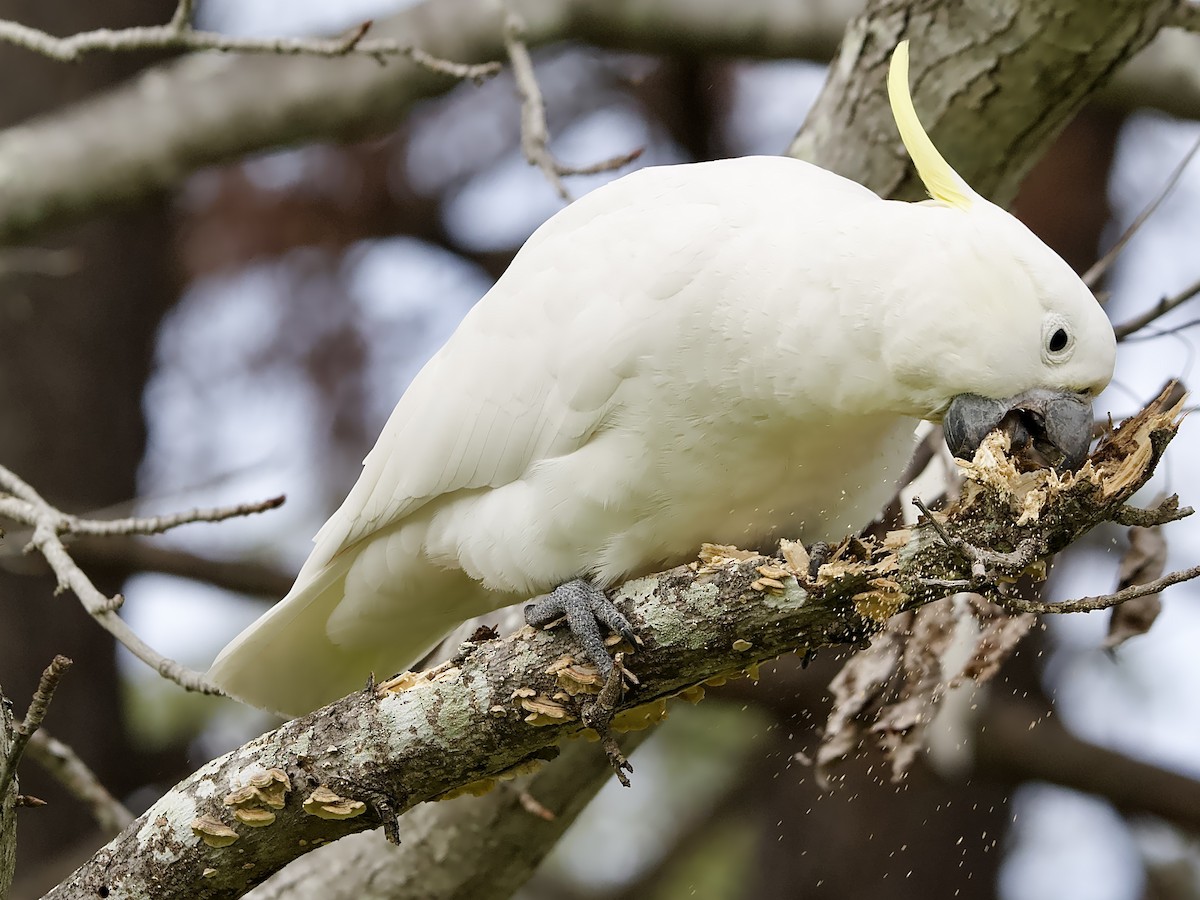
[244,732,650,900]
[45,389,1188,900]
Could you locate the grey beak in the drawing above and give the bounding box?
[943,388,1094,471]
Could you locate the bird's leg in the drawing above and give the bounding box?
[807,541,832,580]
[582,652,633,786]
[524,579,638,676]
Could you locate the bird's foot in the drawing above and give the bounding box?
[807,541,832,580]
[524,579,639,676]
[582,652,633,786]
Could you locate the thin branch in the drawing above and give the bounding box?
[24,730,134,836]
[168,0,195,32]
[65,538,294,598]
[0,10,501,81]
[998,564,1200,615]
[498,0,641,200]
[0,655,71,802]
[0,463,285,695]
[1114,274,1200,340]
[1083,134,1200,289]
[1111,495,1194,527]
[61,494,284,538]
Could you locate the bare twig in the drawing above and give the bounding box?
[997,564,1200,615]
[498,0,641,200]
[912,495,1041,582]
[1114,274,1200,340]
[1083,135,1200,289]
[0,463,284,694]
[168,0,195,32]
[0,5,501,81]
[0,655,72,802]
[25,730,133,836]
[65,538,293,598]
[61,494,284,538]
[1111,495,1194,527]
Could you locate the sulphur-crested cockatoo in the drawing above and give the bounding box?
[209,42,1115,715]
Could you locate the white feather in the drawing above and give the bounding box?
[209,147,1115,715]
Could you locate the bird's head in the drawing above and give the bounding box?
[879,41,1116,471]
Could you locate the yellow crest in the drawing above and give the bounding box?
[888,41,975,210]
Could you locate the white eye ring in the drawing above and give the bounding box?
[1043,314,1074,362]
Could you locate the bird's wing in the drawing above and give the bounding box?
[300,170,720,579]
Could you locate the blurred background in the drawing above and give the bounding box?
[1,0,1199,897]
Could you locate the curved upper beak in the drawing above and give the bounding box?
[943,388,1094,472]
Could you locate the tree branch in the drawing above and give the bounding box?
[1114,274,1200,340]
[0,683,14,898]
[23,731,134,838]
[976,698,1200,832]
[0,5,501,78]
[788,0,1177,205]
[59,495,284,538]
[997,564,1200,615]
[499,0,641,200]
[0,0,1190,245]
[0,655,72,803]
[0,464,285,694]
[44,388,1188,900]
[244,730,651,900]
[1082,134,1200,290]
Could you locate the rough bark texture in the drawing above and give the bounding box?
[0,0,1194,244]
[787,0,1176,204]
[245,732,648,900]
[44,392,1185,900]
[1,683,15,898]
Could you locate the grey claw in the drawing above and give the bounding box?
[524,579,638,674]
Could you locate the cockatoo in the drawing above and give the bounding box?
[209,42,1116,716]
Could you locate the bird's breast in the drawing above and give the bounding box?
[422,405,920,597]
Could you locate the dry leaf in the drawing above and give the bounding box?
[816,620,906,786]
[870,599,960,780]
[1106,524,1168,649]
[955,595,1036,686]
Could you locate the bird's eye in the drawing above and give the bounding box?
[1042,316,1074,362]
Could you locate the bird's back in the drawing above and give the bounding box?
[208,156,916,715]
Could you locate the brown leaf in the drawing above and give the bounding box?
[816,618,906,786]
[956,595,1036,685]
[872,599,961,780]
[1105,524,1168,648]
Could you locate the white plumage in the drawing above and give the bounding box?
[209,43,1115,715]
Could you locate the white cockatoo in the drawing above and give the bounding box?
[209,42,1116,715]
